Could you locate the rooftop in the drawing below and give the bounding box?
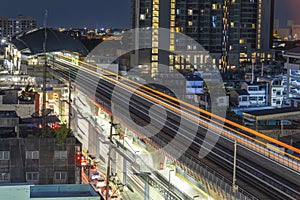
[286,46,300,55]
[30,184,99,198]
[234,89,249,95]
[244,107,300,117]
[11,28,89,56]
[0,183,100,200]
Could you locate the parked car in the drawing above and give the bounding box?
[91,172,101,180]
[95,178,106,188]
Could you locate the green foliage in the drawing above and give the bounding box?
[41,127,53,138]
[54,123,72,144]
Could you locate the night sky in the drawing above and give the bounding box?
[274,0,300,27]
[0,0,132,29]
[0,0,299,29]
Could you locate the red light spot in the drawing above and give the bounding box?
[52,124,59,129]
[76,155,81,161]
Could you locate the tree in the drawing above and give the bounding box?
[54,123,72,144]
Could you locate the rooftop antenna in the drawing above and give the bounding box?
[42,9,48,129]
[251,60,254,84]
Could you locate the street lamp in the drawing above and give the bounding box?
[168,169,175,187]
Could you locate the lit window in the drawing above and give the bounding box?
[152,48,158,54]
[152,62,158,68]
[212,16,217,28]
[239,39,244,44]
[152,55,158,61]
[252,24,256,28]
[188,21,193,26]
[230,22,235,27]
[188,9,193,15]
[140,14,145,20]
[212,4,217,10]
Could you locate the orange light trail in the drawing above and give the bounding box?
[55,55,300,163]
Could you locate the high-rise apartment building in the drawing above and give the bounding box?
[132,0,274,77]
[0,15,37,38]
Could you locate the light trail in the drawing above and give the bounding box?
[52,54,300,165]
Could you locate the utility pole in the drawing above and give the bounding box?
[233,139,238,193]
[42,9,48,130]
[68,71,72,128]
[106,115,114,200]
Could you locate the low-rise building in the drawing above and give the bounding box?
[243,107,300,134]
[284,47,300,107]
[230,89,250,107]
[0,110,19,137]
[270,76,288,108]
[0,183,100,200]
[241,82,269,106]
[0,137,81,184]
[0,89,39,118]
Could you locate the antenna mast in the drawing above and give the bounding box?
[42,9,48,129]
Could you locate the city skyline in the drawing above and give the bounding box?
[1,1,300,199]
[0,0,299,29]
